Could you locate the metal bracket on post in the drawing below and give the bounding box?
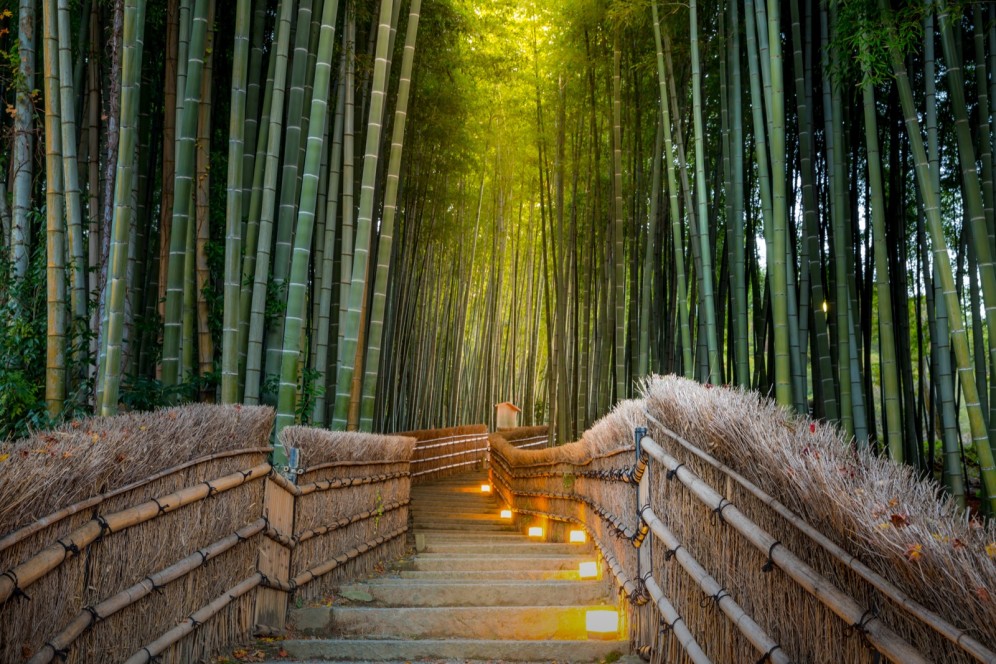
[281,446,302,484]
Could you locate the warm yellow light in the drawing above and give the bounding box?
[569,530,586,543]
[579,561,598,579]
[480,484,491,493]
[500,509,512,519]
[822,301,829,314]
[586,610,620,639]
[528,526,543,537]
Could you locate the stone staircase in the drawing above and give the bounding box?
[278,471,628,662]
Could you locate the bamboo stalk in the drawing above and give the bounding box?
[28,519,266,664]
[644,412,996,663]
[0,463,270,604]
[639,436,927,664]
[0,448,271,553]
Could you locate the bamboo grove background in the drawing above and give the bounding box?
[0,0,994,512]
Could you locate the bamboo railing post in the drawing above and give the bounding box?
[254,476,296,630]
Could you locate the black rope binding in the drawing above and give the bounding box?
[756,644,782,664]
[664,545,679,561]
[240,469,253,481]
[188,615,202,628]
[141,646,157,663]
[46,642,69,662]
[762,541,781,573]
[845,606,878,648]
[197,550,209,566]
[700,588,730,608]
[94,515,112,539]
[711,498,732,525]
[151,497,168,515]
[57,538,81,558]
[203,481,218,498]
[665,463,684,481]
[83,605,102,624]
[3,570,30,601]
[660,616,675,635]
[144,575,165,595]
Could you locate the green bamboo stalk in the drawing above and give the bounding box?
[57,0,86,347]
[244,0,294,404]
[11,0,35,281]
[651,3,692,379]
[160,0,210,390]
[42,0,66,416]
[221,0,251,404]
[360,0,422,430]
[274,0,341,445]
[331,0,395,430]
[100,0,146,415]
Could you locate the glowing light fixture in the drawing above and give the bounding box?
[579,561,599,579]
[500,509,512,519]
[569,529,586,543]
[822,301,829,314]
[586,609,620,639]
[528,526,543,537]
[480,484,491,493]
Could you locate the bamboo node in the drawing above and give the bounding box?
[755,644,782,664]
[665,463,684,480]
[762,541,781,573]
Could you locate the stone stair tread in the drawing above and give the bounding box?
[277,638,626,662]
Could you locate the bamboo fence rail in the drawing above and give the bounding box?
[396,424,489,482]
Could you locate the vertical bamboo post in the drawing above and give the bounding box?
[254,476,295,629]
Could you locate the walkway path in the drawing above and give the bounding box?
[277,471,627,662]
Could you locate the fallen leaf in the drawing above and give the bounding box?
[890,513,910,528]
[985,542,996,559]
[905,543,923,562]
[976,587,991,603]
[0,453,8,463]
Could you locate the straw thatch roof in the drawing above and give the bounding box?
[279,427,415,465]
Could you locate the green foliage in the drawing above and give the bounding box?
[835,0,926,86]
[0,245,51,439]
[296,368,325,425]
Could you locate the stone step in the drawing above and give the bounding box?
[398,568,589,581]
[338,579,610,607]
[412,554,582,572]
[412,521,517,531]
[292,605,619,640]
[278,638,627,662]
[424,541,587,555]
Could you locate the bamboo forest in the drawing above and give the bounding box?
[0,0,994,514]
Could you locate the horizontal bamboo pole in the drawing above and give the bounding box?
[412,458,485,478]
[263,500,409,550]
[641,505,789,664]
[28,519,266,664]
[122,573,262,664]
[646,412,996,664]
[640,437,927,664]
[298,471,409,496]
[287,526,408,590]
[302,458,407,473]
[0,448,272,553]
[266,469,301,496]
[413,434,488,451]
[0,463,271,605]
[488,444,632,470]
[413,448,487,464]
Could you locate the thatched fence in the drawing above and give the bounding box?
[490,375,996,663]
[498,425,551,450]
[0,406,415,664]
[396,424,489,483]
